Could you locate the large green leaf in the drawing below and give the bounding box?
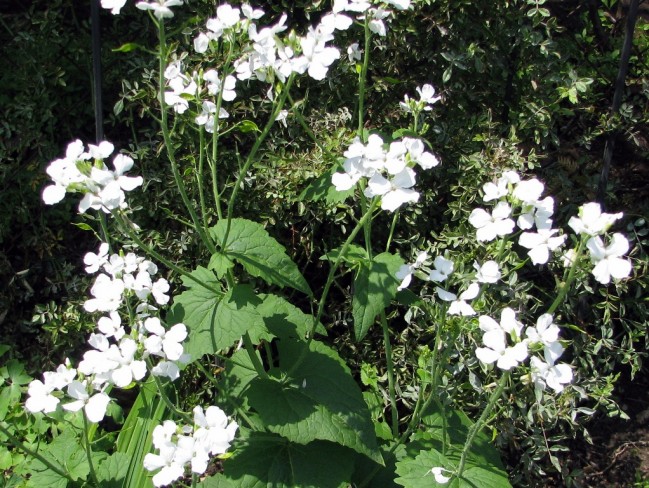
[170,267,223,360]
[257,293,326,339]
[221,432,355,488]
[246,339,382,464]
[352,252,404,341]
[27,429,89,488]
[210,219,312,296]
[394,405,511,488]
[96,452,129,487]
[394,448,511,488]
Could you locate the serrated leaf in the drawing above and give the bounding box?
[394,448,511,488]
[352,252,404,341]
[298,164,355,204]
[96,452,129,487]
[257,294,326,339]
[215,284,266,345]
[170,267,223,360]
[246,339,382,463]
[210,219,311,296]
[223,432,354,488]
[208,252,234,279]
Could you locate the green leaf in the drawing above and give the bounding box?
[112,42,145,53]
[298,164,355,204]
[214,284,266,346]
[257,293,326,339]
[96,452,129,487]
[208,252,235,279]
[116,377,163,488]
[223,432,355,488]
[320,244,368,266]
[238,120,260,133]
[28,430,90,488]
[352,252,404,341]
[210,219,311,296]
[394,449,511,488]
[170,267,222,360]
[246,339,382,463]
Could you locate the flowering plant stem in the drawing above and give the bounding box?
[357,16,372,136]
[547,235,587,315]
[288,198,379,377]
[83,413,100,486]
[380,311,399,437]
[116,212,222,295]
[157,19,216,255]
[456,371,511,478]
[220,74,296,247]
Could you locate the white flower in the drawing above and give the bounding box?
[429,466,451,484]
[204,70,237,101]
[568,202,623,236]
[216,4,240,27]
[385,0,411,9]
[468,202,515,242]
[84,243,110,274]
[586,233,632,284]
[144,442,187,487]
[97,311,125,340]
[368,8,390,36]
[242,4,264,20]
[474,260,501,283]
[347,42,362,62]
[513,178,544,204]
[403,137,440,170]
[192,405,239,456]
[63,380,111,423]
[428,255,454,283]
[135,0,183,19]
[25,379,59,414]
[395,251,428,290]
[436,282,480,316]
[101,0,127,14]
[525,314,560,346]
[530,356,573,393]
[475,308,528,370]
[107,338,147,387]
[144,318,187,361]
[294,28,340,81]
[416,84,441,107]
[84,274,125,313]
[365,168,419,212]
[518,229,566,265]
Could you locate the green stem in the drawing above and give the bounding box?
[83,414,100,486]
[385,210,400,252]
[547,235,587,315]
[456,371,510,478]
[157,21,216,254]
[197,128,209,230]
[220,74,295,248]
[208,41,235,221]
[287,199,379,377]
[0,423,76,484]
[380,312,399,437]
[116,213,221,294]
[242,332,269,379]
[357,16,372,137]
[147,360,194,424]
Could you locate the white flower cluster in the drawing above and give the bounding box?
[568,202,632,284]
[475,308,573,393]
[42,140,143,214]
[144,407,238,487]
[396,251,501,317]
[332,132,440,211]
[25,244,189,423]
[469,171,632,284]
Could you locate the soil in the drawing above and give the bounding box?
[566,373,649,487]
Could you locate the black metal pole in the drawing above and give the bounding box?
[91,0,104,143]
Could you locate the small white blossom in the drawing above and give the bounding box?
[586,233,632,284]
